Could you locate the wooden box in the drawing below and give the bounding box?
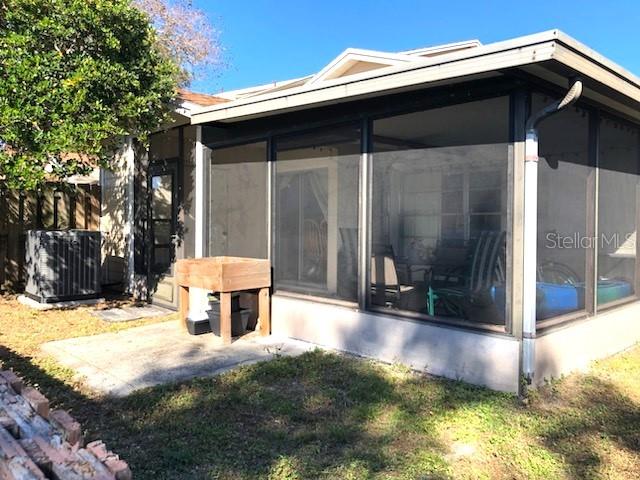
[176,257,271,343]
[176,256,271,292]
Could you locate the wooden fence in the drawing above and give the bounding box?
[0,185,101,289]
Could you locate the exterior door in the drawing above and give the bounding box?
[148,161,179,309]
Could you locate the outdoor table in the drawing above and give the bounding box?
[176,257,271,345]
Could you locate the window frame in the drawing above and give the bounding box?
[366,94,514,332]
[203,83,523,336]
[207,139,270,260]
[593,111,640,312]
[532,93,596,329]
[531,93,640,332]
[272,121,362,303]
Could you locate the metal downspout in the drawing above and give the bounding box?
[522,80,583,384]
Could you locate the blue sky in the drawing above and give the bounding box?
[190,0,640,94]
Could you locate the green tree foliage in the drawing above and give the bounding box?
[0,0,179,189]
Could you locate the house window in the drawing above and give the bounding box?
[274,125,360,302]
[439,170,504,241]
[536,94,592,322]
[370,96,510,327]
[597,117,640,306]
[209,141,268,259]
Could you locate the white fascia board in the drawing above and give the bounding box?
[554,31,640,90]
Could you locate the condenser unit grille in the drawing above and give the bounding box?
[25,230,101,303]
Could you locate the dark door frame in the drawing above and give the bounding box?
[147,158,180,307]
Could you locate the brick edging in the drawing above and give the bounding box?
[0,370,131,479]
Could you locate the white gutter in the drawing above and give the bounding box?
[522,80,583,384]
[522,137,538,384]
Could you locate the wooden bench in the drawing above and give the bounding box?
[176,257,271,345]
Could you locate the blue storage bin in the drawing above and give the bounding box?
[536,282,583,319]
[536,280,632,319]
[493,280,633,321]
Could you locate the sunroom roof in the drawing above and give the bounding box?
[191,30,640,125]
[210,40,482,102]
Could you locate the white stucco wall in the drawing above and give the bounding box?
[535,301,640,385]
[272,294,521,392]
[100,144,130,289]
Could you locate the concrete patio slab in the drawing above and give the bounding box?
[91,304,174,322]
[41,321,315,397]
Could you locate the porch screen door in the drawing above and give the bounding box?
[148,162,179,308]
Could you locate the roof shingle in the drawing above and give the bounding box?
[177,89,229,107]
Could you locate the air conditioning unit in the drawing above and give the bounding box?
[25,230,101,303]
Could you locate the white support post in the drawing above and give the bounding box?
[522,130,539,383]
[195,126,204,258]
[125,137,136,294]
[189,126,210,321]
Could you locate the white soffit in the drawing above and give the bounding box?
[191,30,640,125]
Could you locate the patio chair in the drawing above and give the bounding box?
[370,244,415,308]
[427,230,506,321]
[425,240,469,282]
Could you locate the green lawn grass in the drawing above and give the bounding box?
[1,295,639,479]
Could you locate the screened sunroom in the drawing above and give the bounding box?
[176,31,640,392]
